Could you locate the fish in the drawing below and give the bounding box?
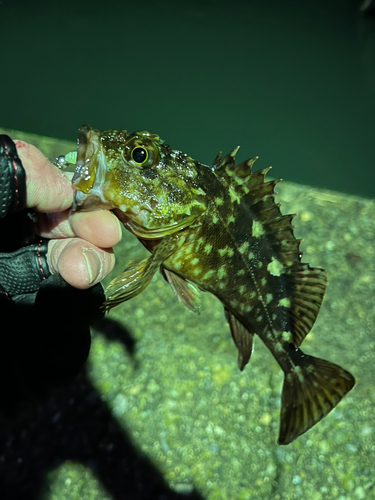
[71,125,355,445]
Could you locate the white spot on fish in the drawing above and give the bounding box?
[174,249,184,260]
[218,247,228,257]
[267,257,285,277]
[282,331,293,342]
[229,187,241,204]
[192,187,206,196]
[252,221,265,238]
[293,365,305,383]
[225,166,234,177]
[218,266,227,280]
[203,270,214,280]
[195,237,204,252]
[239,242,249,254]
[274,342,284,354]
[183,243,194,256]
[266,293,273,304]
[204,244,213,255]
[279,297,291,308]
[239,303,246,313]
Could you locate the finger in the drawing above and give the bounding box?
[15,141,74,212]
[36,209,122,248]
[36,210,75,239]
[70,210,122,248]
[47,238,115,289]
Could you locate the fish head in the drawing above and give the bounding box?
[72,126,207,238]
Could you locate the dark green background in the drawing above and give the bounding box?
[1,0,374,197]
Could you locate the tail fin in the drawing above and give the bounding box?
[278,353,355,445]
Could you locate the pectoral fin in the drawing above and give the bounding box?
[104,236,182,310]
[225,309,254,371]
[104,257,156,310]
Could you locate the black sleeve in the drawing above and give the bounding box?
[0,135,105,404]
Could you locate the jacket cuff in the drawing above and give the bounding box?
[0,135,27,219]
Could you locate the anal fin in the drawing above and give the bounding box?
[278,350,355,445]
[225,309,254,371]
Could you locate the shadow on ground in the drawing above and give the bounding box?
[0,316,202,500]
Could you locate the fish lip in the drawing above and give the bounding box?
[72,126,109,211]
[72,125,92,186]
[72,190,85,211]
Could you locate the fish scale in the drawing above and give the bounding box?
[71,125,355,445]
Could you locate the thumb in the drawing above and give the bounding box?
[47,238,115,289]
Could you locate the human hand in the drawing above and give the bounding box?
[0,135,120,395]
[15,141,121,289]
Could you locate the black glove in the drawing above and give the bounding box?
[0,135,104,407]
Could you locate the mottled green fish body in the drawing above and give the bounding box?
[72,125,355,445]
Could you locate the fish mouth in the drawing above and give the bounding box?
[77,125,93,170]
[72,125,110,211]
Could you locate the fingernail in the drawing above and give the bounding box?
[82,248,102,285]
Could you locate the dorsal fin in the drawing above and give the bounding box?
[215,151,295,263]
[212,151,222,168]
[243,168,328,345]
[212,146,241,172]
[213,147,259,184]
[214,148,328,347]
[215,151,300,267]
[289,264,327,347]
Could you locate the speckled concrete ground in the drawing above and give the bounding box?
[1,128,374,500]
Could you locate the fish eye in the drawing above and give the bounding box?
[126,136,160,169]
[131,147,148,165]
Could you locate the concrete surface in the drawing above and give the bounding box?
[1,128,374,500]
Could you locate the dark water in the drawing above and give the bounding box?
[1,0,374,198]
